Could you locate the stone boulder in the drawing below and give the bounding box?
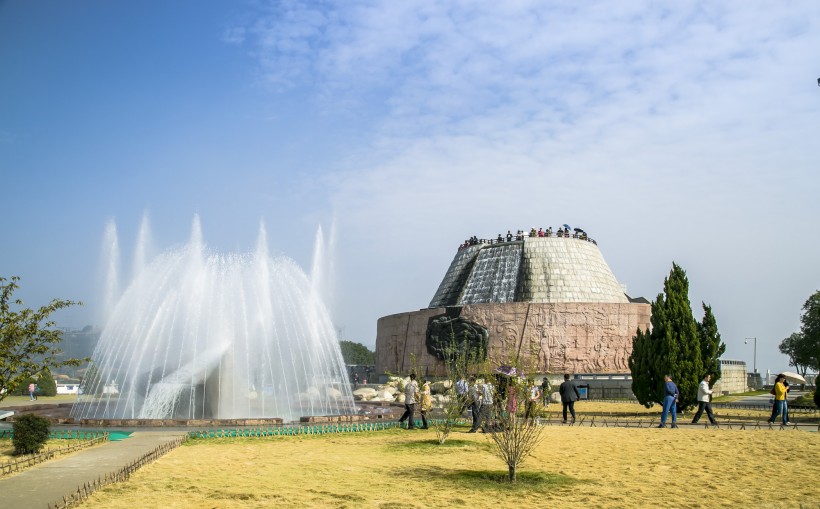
[433,394,449,405]
[386,376,406,392]
[353,387,377,397]
[374,390,396,402]
[353,387,377,401]
[430,380,452,394]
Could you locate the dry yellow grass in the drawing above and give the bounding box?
[0,437,93,460]
[80,423,819,509]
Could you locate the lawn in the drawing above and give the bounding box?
[79,422,819,509]
[1,436,106,460]
[0,394,79,408]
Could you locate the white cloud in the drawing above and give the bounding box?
[234,1,820,369]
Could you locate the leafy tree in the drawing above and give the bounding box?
[799,290,820,372]
[0,276,87,403]
[338,340,375,365]
[629,263,703,410]
[778,333,812,377]
[698,304,726,386]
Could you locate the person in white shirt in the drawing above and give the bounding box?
[691,373,717,425]
[456,378,469,414]
[398,374,420,429]
[473,379,495,433]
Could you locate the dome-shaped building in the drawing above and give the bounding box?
[375,232,651,378]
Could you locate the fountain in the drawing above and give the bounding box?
[71,216,355,423]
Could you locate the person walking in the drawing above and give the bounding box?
[691,374,717,425]
[478,378,495,432]
[419,379,432,429]
[540,377,551,407]
[524,378,541,423]
[505,377,518,416]
[28,382,37,401]
[559,374,580,424]
[782,380,791,424]
[658,374,679,428]
[398,374,419,429]
[468,376,482,433]
[768,374,790,425]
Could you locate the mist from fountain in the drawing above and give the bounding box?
[71,215,355,422]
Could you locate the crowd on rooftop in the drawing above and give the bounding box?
[458,226,596,251]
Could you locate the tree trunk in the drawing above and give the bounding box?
[508,465,516,483]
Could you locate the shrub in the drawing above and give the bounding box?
[813,390,819,409]
[12,414,50,455]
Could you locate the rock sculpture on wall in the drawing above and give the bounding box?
[426,314,488,364]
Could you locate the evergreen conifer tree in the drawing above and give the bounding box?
[629,263,703,409]
[698,304,726,386]
[37,368,57,397]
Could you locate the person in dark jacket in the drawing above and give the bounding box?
[658,374,679,428]
[559,374,580,423]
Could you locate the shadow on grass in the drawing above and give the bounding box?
[399,438,493,452]
[413,466,581,490]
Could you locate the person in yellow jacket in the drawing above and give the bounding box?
[768,374,790,425]
[419,379,432,429]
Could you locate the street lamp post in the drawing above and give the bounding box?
[744,337,757,373]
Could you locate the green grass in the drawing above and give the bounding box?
[711,390,769,402]
[0,394,79,408]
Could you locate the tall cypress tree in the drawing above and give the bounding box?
[629,263,703,409]
[698,303,725,387]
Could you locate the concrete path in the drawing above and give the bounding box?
[0,431,187,509]
[718,390,811,407]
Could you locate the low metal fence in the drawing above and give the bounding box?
[0,433,109,477]
[47,436,186,509]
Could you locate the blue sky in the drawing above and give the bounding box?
[2,1,819,375]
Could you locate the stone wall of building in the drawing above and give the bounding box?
[428,237,628,308]
[375,302,651,378]
[712,360,748,394]
[518,238,628,303]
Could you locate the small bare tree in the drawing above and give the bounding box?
[432,333,483,445]
[486,381,544,482]
[484,353,545,483]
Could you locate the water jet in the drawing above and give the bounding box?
[71,216,354,423]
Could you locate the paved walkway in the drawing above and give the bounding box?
[0,431,187,509]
